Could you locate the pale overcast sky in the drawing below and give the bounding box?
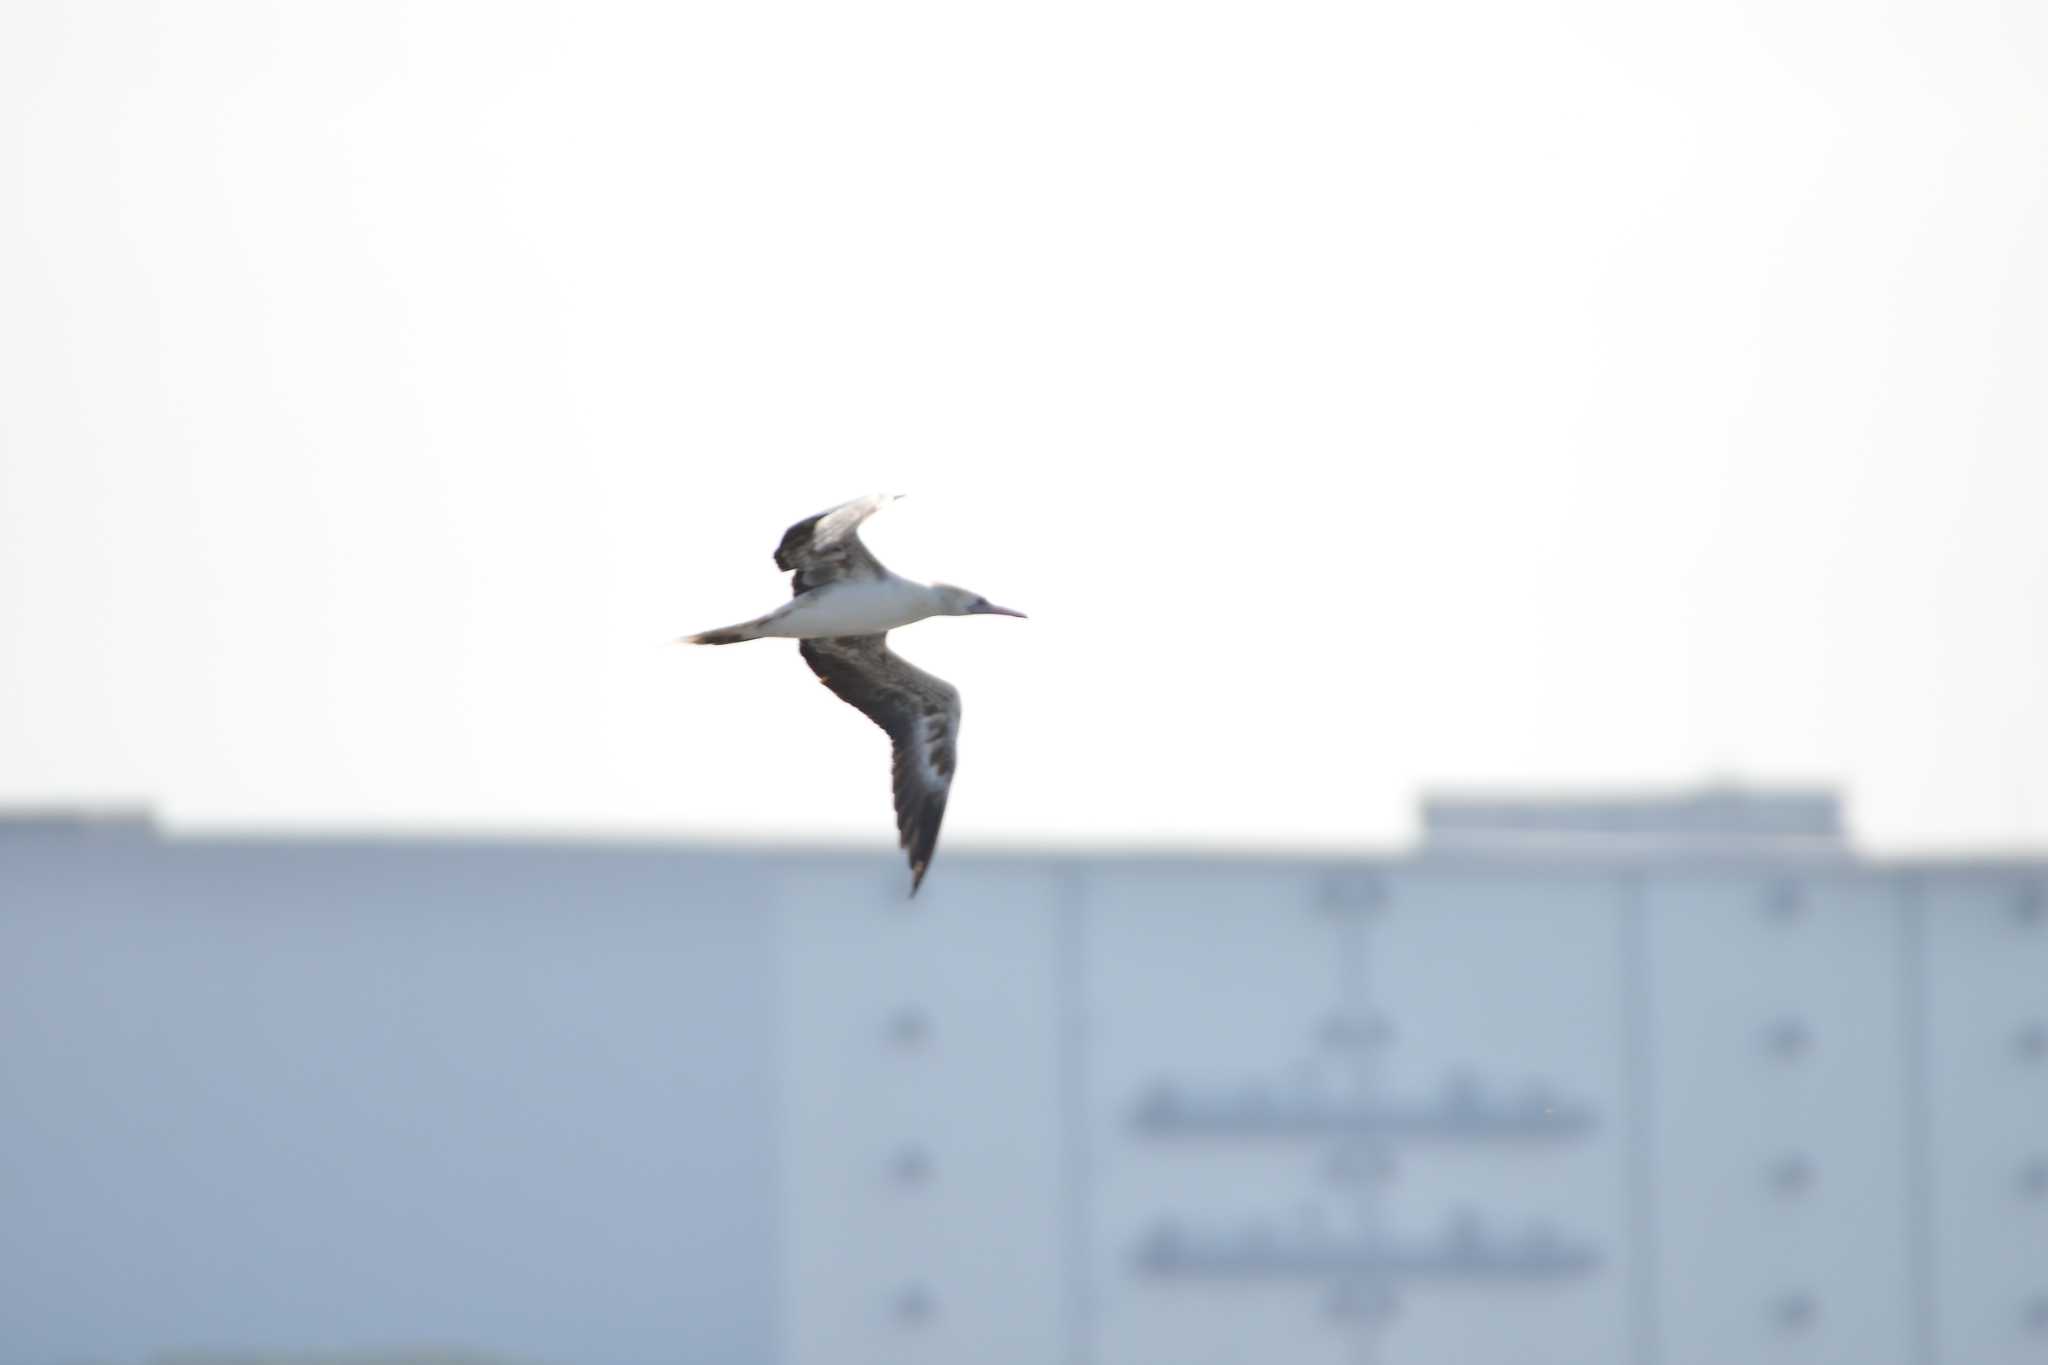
[3,1,2045,854]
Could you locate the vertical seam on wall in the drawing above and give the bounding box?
[1058,863,1095,1365]
[1623,869,1662,1365]
[1903,874,1936,1365]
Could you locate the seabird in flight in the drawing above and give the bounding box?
[685,495,1025,894]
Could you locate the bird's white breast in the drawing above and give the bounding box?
[761,577,939,638]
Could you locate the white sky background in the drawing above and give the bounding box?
[3,0,2045,854]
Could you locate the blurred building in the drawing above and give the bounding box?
[3,789,2045,1365]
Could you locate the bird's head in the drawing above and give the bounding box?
[933,583,1027,619]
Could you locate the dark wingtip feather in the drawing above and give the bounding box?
[897,787,947,897]
[773,513,823,572]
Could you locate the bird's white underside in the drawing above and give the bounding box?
[756,576,944,639]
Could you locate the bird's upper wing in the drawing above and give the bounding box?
[775,495,896,596]
[799,633,959,894]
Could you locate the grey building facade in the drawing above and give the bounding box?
[3,789,2044,1365]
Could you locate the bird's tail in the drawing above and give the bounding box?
[682,620,764,646]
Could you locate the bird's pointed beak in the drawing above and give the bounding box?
[978,603,1027,618]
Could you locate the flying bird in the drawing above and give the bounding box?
[685,495,1026,894]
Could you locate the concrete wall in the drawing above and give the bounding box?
[0,821,780,1365]
[5,814,2043,1365]
[778,854,2045,1365]
[1923,873,2048,1365]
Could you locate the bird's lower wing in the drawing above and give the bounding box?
[799,634,960,893]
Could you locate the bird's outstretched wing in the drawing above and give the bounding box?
[799,633,959,894]
[775,494,897,596]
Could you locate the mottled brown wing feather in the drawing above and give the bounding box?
[774,495,894,597]
[799,634,960,895]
